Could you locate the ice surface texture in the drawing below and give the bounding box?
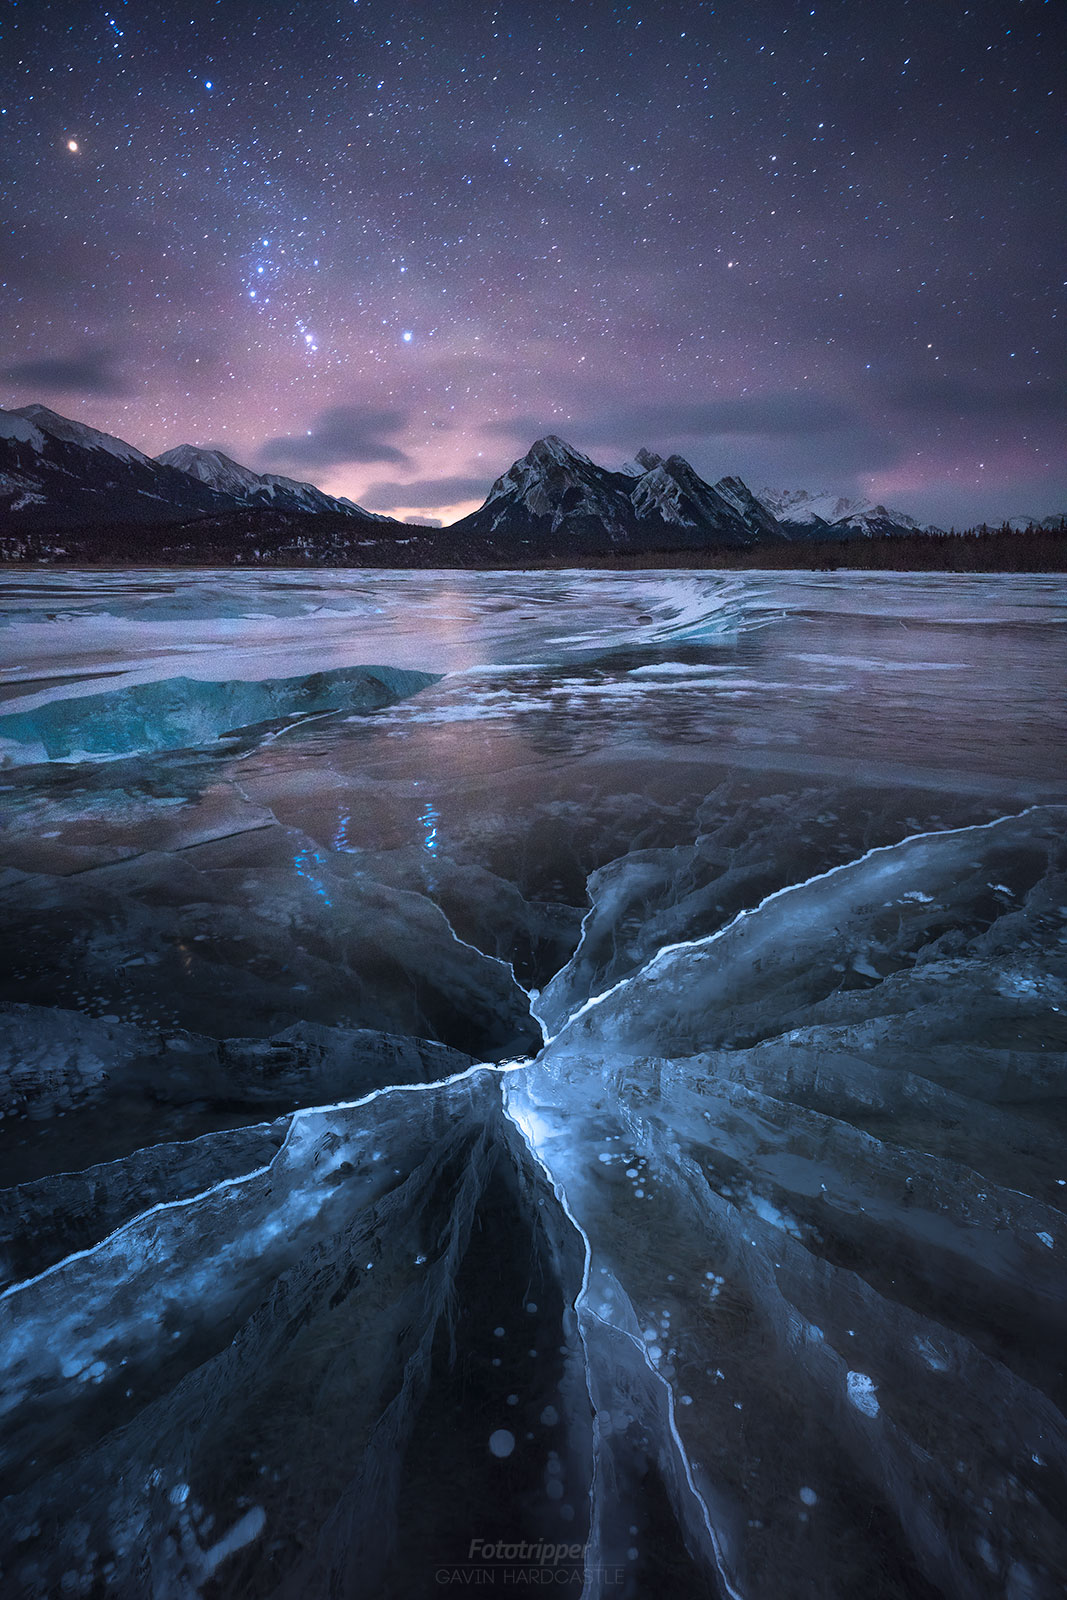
[0,571,1065,1599]
[509,805,1067,1600]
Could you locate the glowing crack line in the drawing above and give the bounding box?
[546,804,1046,1043]
[0,1060,529,1305]
[502,1085,746,1600]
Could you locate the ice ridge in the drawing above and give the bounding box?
[0,663,441,760]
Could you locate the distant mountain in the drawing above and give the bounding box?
[0,405,235,528]
[0,405,398,549]
[757,486,946,540]
[6,403,1048,569]
[451,436,790,551]
[1003,512,1067,533]
[156,445,389,521]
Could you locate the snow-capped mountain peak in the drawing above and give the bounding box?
[461,437,788,549]
[711,475,784,540]
[1004,512,1067,532]
[759,487,870,524]
[0,403,402,531]
[0,405,247,527]
[525,434,595,470]
[156,445,266,497]
[0,409,48,451]
[757,486,936,536]
[618,447,663,476]
[482,435,611,522]
[629,455,710,528]
[13,405,153,466]
[156,444,387,519]
[627,454,786,542]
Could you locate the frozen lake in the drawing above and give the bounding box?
[1,569,1065,1598]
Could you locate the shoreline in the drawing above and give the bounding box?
[2,524,1064,577]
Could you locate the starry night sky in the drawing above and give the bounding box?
[1,0,1063,527]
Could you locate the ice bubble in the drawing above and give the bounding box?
[540,1405,559,1426]
[914,1336,949,1371]
[799,1486,818,1506]
[488,1430,516,1458]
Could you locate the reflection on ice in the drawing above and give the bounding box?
[0,570,1065,1597]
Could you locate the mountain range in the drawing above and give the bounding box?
[455,435,789,550]
[0,406,386,529]
[0,403,1054,566]
[756,486,945,540]
[155,444,394,521]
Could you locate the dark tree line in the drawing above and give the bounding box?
[1,515,1064,573]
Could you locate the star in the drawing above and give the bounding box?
[0,0,1057,530]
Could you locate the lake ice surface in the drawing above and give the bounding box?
[0,568,1065,1599]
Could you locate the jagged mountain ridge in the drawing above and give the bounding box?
[4,403,1045,565]
[757,485,947,539]
[0,405,236,528]
[1,411,796,552]
[452,435,791,551]
[0,406,392,533]
[156,445,390,521]
[1004,512,1067,533]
